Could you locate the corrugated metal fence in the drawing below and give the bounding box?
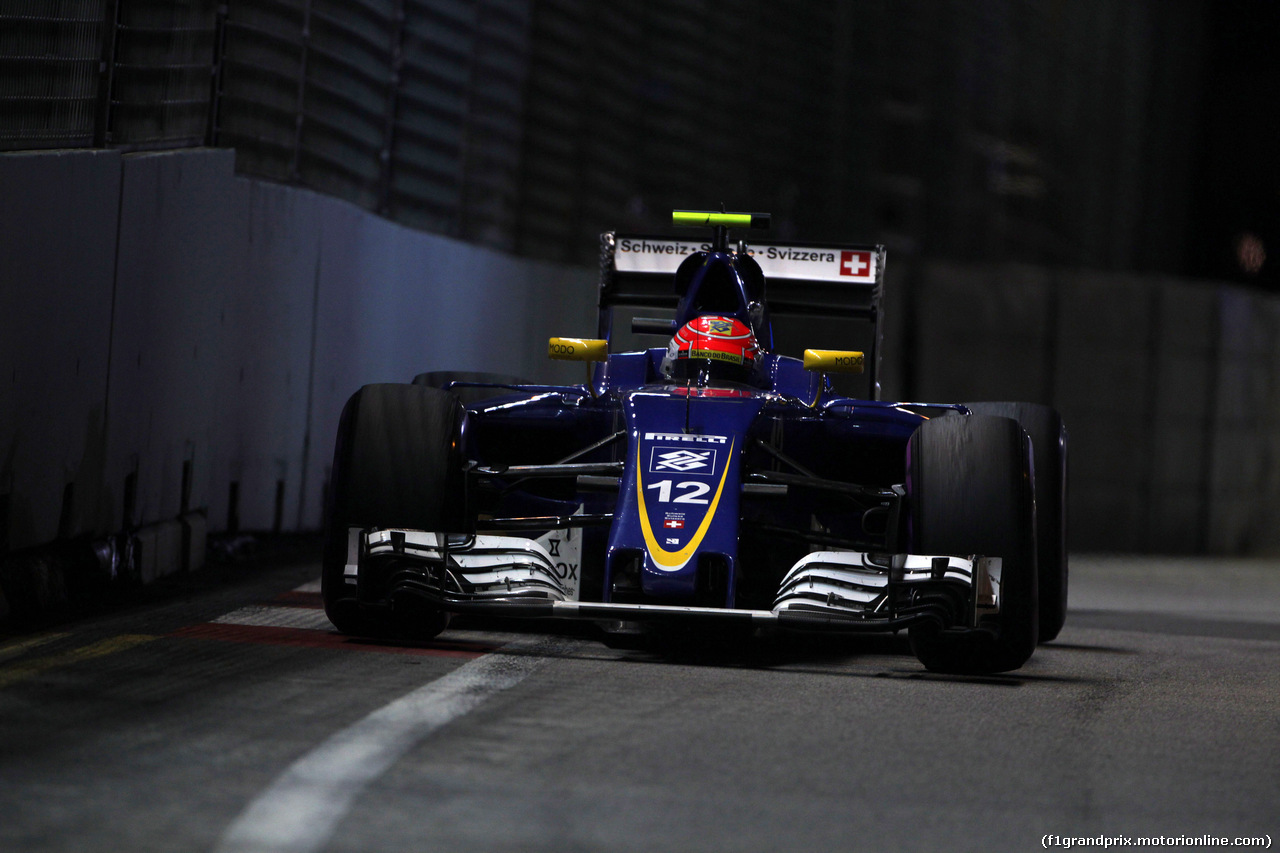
[0,0,217,149]
[213,0,537,237]
[1,0,107,149]
[3,1,1208,273]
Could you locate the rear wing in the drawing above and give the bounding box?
[597,232,888,399]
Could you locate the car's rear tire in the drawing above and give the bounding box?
[965,402,1068,642]
[321,383,466,639]
[906,414,1038,674]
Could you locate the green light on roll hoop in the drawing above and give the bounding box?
[671,210,771,229]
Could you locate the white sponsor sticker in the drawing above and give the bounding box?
[614,238,877,282]
[535,518,583,601]
[755,245,877,282]
[614,238,707,273]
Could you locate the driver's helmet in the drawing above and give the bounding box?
[660,315,760,384]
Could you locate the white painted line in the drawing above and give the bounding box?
[214,605,334,631]
[213,637,567,853]
[294,579,323,594]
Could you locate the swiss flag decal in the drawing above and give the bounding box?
[840,251,872,278]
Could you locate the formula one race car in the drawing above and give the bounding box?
[321,210,1068,673]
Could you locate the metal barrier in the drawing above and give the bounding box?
[1,2,1211,290]
[107,0,218,148]
[0,0,107,149]
[0,0,216,150]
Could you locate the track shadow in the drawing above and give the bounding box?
[1067,609,1280,642]
[1040,640,1138,655]
[433,622,1103,686]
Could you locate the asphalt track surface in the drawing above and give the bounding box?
[1,553,1276,852]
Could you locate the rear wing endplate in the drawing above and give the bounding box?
[597,232,888,399]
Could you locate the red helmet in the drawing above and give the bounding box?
[661,315,760,384]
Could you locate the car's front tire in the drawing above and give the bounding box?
[906,414,1039,674]
[965,402,1068,642]
[321,383,466,639]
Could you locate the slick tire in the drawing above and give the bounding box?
[965,402,1068,642]
[321,383,466,639]
[906,414,1039,674]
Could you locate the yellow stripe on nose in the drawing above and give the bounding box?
[636,438,735,572]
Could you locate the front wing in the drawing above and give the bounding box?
[343,528,1001,635]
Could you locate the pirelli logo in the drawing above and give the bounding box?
[643,433,729,444]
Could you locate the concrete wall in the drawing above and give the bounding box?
[0,148,595,567]
[1209,289,1280,553]
[3,147,1279,562]
[1,150,121,553]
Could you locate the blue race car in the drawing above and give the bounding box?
[321,211,1068,673]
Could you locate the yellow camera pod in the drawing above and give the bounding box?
[548,337,609,362]
[802,349,865,374]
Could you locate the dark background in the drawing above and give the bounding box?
[3,0,1276,286]
[1193,0,1280,289]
